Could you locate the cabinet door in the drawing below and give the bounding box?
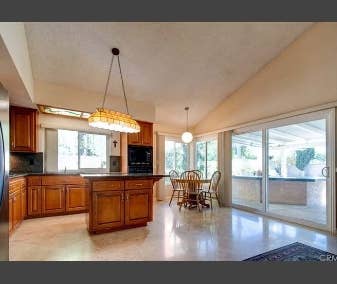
[21,187,26,219]
[128,131,141,145]
[125,189,152,225]
[28,186,42,216]
[10,107,36,152]
[12,191,22,229]
[141,122,153,146]
[92,190,124,230]
[9,196,13,233]
[66,185,87,212]
[42,185,65,214]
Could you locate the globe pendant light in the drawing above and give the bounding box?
[88,48,140,133]
[181,106,193,143]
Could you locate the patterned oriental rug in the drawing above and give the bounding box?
[243,242,337,261]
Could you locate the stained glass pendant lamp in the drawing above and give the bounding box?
[88,48,140,133]
[181,106,193,143]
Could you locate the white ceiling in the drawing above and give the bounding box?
[25,22,313,128]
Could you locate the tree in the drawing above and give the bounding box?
[295,148,315,171]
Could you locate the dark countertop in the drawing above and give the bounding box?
[9,172,168,179]
[80,173,167,179]
[9,171,105,178]
[232,175,325,182]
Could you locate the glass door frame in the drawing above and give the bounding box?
[231,108,335,233]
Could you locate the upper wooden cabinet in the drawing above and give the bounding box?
[128,121,153,146]
[10,106,38,152]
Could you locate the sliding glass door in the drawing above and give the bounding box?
[232,131,263,210]
[231,109,334,231]
[267,118,329,227]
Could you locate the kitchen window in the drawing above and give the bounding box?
[195,138,218,178]
[58,129,107,171]
[165,139,189,183]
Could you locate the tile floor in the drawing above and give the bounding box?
[9,201,337,261]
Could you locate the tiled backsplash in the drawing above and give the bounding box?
[10,152,44,174]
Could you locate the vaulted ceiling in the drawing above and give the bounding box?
[24,22,313,128]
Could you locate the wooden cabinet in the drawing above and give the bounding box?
[28,186,42,216]
[128,121,153,146]
[125,189,152,225]
[9,177,26,234]
[9,197,13,233]
[141,122,153,146]
[42,185,65,214]
[66,185,87,212]
[92,190,124,230]
[128,131,141,145]
[10,106,38,152]
[87,178,155,233]
[27,175,88,218]
[21,187,26,219]
[12,191,22,230]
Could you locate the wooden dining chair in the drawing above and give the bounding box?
[179,170,202,211]
[202,171,221,209]
[192,169,203,178]
[168,170,183,206]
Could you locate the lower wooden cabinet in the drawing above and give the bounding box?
[12,191,22,229]
[9,196,13,233]
[21,187,26,219]
[88,179,154,234]
[66,185,87,212]
[26,176,88,218]
[9,177,26,234]
[28,186,42,216]
[92,190,124,230]
[42,185,65,214]
[125,189,151,225]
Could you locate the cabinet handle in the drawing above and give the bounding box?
[121,193,124,201]
[126,193,129,200]
[135,183,143,186]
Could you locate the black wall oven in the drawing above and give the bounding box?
[128,145,153,174]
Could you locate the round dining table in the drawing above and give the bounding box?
[172,178,211,209]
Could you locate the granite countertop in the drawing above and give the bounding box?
[9,171,100,178]
[80,173,167,179]
[9,172,168,179]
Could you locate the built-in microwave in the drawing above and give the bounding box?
[128,145,153,173]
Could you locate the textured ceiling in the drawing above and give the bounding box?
[25,22,312,128]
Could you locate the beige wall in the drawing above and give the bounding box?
[0,22,34,101]
[194,23,337,134]
[35,81,156,123]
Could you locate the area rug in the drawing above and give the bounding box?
[243,242,337,261]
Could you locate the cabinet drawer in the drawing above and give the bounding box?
[9,177,25,194]
[92,180,124,191]
[42,175,85,185]
[125,179,153,190]
[27,176,42,186]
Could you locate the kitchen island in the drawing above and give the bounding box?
[81,173,166,234]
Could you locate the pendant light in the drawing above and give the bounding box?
[181,106,193,143]
[88,48,140,133]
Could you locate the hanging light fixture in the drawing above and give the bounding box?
[88,48,140,133]
[181,106,193,143]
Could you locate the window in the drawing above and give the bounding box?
[195,138,218,178]
[38,105,91,119]
[165,139,189,183]
[58,129,107,171]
